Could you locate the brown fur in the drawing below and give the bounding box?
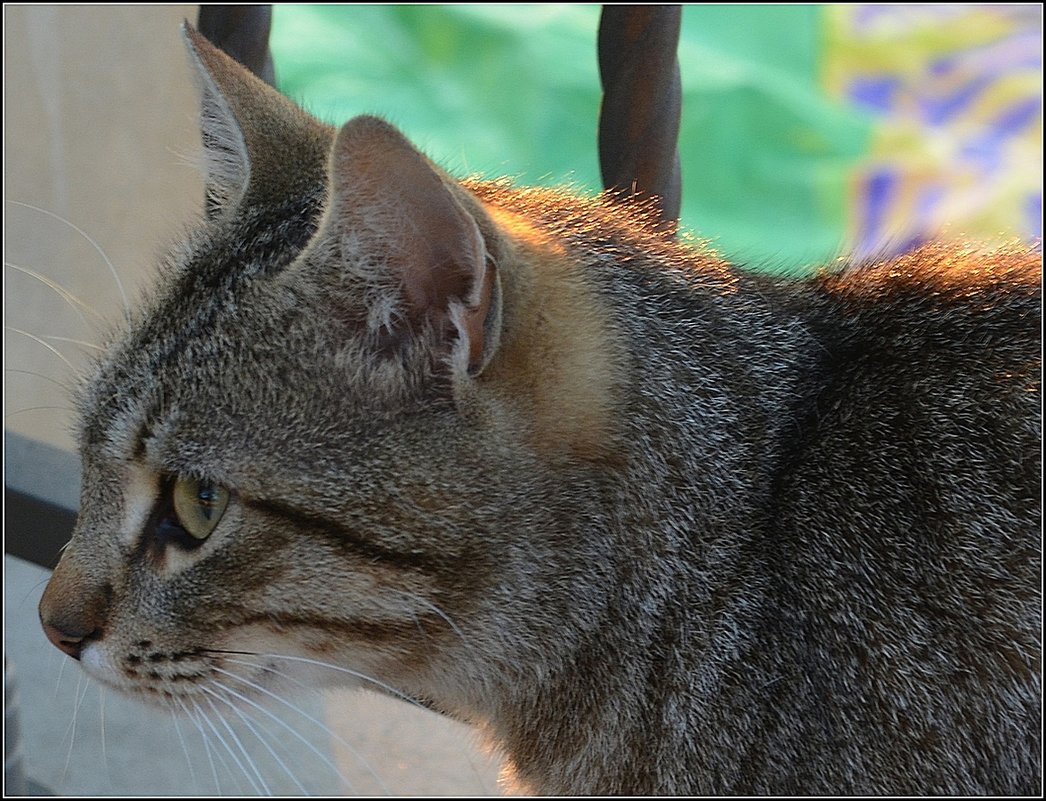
[39,23,1040,796]
[478,202,627,464]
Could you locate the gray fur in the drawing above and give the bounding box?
[39,24,1040,795]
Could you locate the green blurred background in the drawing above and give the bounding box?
[271,4,1041,273]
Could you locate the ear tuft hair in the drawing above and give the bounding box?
[180,22,332,216]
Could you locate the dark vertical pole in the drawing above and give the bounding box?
[597,5,683,235]
[197,5,276,86]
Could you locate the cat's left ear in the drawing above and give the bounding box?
[312,116,503,378]
[181,23,331,217]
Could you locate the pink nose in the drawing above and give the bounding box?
[38,562,110,662]
[41,619,97,660]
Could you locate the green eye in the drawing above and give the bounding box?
[172,477,229,540]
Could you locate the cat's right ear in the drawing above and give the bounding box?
[304,115,504,380]
[181,23,331,217]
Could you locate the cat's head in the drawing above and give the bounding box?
[38,24,622,717]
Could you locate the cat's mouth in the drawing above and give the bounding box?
[75,627,374,714]
[76,640,280,710]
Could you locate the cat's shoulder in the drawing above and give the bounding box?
[811,242,1041,360]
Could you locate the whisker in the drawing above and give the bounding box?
[4,405,76,420]
[202,691,272,796]
[215,650,432,715]
[39,334,105,352]
[397,590,475,655]
[353,595,493,793]
[98,689,106,788]
[191,696,253,795]
[239,703,316,796]
[179,698,222,794]
[170,705,201,795]
[222,651,497,795]
[217,661,388,793]
[5,327,77,372]
[204,683,309,795]
[205,669,363,794]
[4,261,108,327]
[59,672,92,790]
[53,652,70,701]
[98,687,117,793]
[5,368,72,391]
[407,604,427,638]
[7,200,131,324]
[301,593,491,794]
[19,575,54,609]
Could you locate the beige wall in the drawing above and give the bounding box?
[5,4,202,453]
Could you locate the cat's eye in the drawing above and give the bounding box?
[171,477,229,540]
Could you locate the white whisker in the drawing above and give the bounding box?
[221,653,496,795]
[98,687,114,792]
[53,651,70,701]
[225,657,315,694]
[407,604,427,638]
[191,697,251,795]
[170,705,201,794]
[206,691,274,796]
[59,672,92,790]
[349,595,492,794]
[39,334,104,352]
[6,327,77,372]
[5,261,108,327]
[229,651,432,714]
[20,576,54,609]
[399,590,475,655]
[201,693,269,795]
[5,368,72,391]
[4,405,76,420]
[205,670,363,794]
[7,200,131,323]
[217,661,388,793]
[179,697,222,794]
[204,683,309,795]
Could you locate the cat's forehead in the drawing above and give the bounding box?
[76,269,444,479]
[75,197,313,442]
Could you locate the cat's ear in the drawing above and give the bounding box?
[314,115,502,377]
[181,23,331,216]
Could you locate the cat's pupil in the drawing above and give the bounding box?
[196,486,218,516]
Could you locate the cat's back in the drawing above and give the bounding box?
[753,243,1040,794]
[795,241,1040,500]
[814,241,1040,372]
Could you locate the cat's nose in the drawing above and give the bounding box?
[38,556,111,661]
[41,619,99,660]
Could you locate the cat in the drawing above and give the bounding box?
[38,23,1041,796]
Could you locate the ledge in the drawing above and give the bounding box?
[4,432,78,569]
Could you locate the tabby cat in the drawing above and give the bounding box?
[39,24,1041,795]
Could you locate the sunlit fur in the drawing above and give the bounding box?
[39,24,1040,795]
